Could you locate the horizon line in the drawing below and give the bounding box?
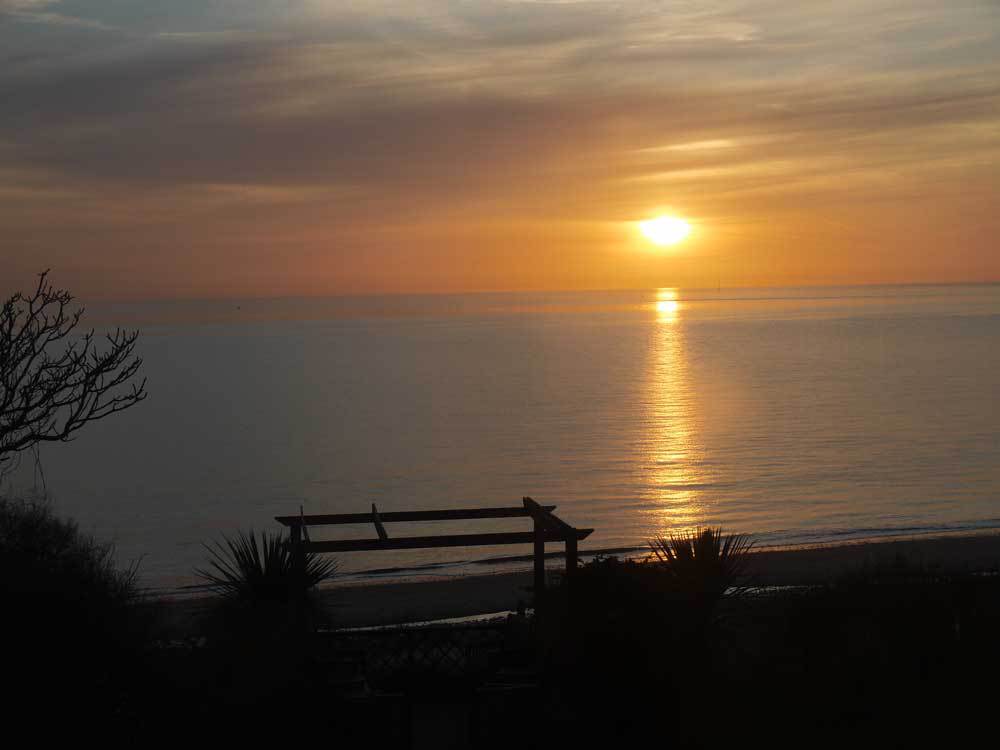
[76,278,1000,307]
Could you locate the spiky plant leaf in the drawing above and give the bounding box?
[648,527,754,599]
[196,529,337,605]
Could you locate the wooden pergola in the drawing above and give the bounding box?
[275,497,593,595]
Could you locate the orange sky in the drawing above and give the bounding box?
[2,1,999,299]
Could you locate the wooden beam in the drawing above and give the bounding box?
[303,529,592,554]
[275,505,557,527]
[523,496,576,535]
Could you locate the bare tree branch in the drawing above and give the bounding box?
[0,271,147,470]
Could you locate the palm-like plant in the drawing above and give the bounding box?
[648,527,754,601]
[196,530,337,633]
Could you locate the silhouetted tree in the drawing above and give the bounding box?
[0,271,146,473]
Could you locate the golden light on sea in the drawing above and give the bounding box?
[654,288,681,322]
[644,287,706,535]
[639,216,691,246]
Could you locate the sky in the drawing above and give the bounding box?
[1,1,999,299]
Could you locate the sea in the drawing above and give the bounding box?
[4,285,999,593]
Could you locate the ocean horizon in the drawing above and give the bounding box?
[5,283,999,592]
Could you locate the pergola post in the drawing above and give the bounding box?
[289,520,304,576]
[533,514,546,598]
[565,535,578,578]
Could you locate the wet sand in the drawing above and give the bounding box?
[161,532,1000,632]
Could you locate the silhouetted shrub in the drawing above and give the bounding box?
[196,528,337,637]
[192,530,338,710]
[536,534,755,744]
[728,557,1000,747]
[0,495,148,728]
[648,527,754,598]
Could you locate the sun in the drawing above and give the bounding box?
[639,216,691,246]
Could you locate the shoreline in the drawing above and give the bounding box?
[157,531,1000,633]
[159,525,1000,594]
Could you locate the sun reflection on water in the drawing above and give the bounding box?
[653,288,682,319]
[644,289,706,537]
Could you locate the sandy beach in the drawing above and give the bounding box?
[160,532,1000,632]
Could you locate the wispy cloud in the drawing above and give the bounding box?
[1,0,998,294]
[1,0,115,30]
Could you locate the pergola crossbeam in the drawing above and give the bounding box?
[275,505,557,527]
[275,498,589,597]
[304,529,592,554]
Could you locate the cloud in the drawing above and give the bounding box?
[1,0,115,30]
[1,0,999,294]
[0,0,57,9]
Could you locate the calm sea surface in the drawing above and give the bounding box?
[6,285,999,591]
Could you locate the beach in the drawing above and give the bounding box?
[160,532,1000,633]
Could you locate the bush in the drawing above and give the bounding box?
[197,529,337,635]
[0,495,148,727]
[536,555,720,744]
[192,530,339,711]
[0,494,142,635]
[648,526,754,600]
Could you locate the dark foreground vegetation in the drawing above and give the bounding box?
[4,501,1000,748]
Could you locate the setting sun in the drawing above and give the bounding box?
[639,216,691,246]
